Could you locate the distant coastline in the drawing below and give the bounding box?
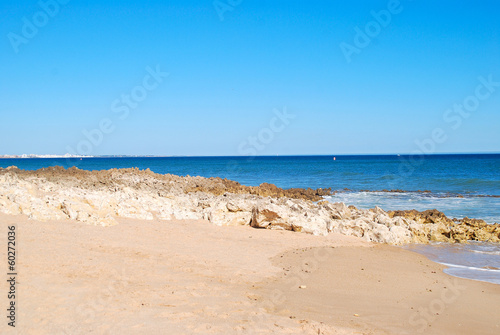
[1,152,499,159]
[0,154,91,159]
[0,154,167,159]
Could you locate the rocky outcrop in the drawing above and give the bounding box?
[388,210,500,243]
[388,209,454,225]
[0,166,332,201]
[0,166,498,245]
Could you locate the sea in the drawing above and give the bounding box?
[1,154,499,284]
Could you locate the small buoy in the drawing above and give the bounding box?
[333,157,336,161]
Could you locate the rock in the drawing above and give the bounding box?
[226,202,240,212]
[429,225,452,243]
[388,209,453,225]
[329,202,352,220]
[208,209,251,226]
[250,207,282,229]
[197,200,211,209]
[0,167,498,245]
[370,206,386,215]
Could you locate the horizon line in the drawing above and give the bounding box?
[1,152,500,158]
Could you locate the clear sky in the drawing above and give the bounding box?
[1,0,499,156]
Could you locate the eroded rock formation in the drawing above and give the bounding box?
[0,166,498,244]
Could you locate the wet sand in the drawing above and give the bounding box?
[0,213,499,334]
[262,246,500,334]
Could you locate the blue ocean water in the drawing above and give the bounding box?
[1,154,499,192]
[403,242,500,285]
[1,154,499,222]
[1,154,499,284]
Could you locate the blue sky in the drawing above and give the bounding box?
[1,0,499,156]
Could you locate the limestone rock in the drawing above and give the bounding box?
[0,166,498,245]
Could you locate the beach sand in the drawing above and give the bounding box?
[1,213,499,334]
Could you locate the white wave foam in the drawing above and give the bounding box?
[439,262,500,273]
[325,191,500,224]
[471,250,500,256]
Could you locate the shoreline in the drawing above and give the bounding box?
[260,243,500,334]
[1,212,498,334]
[334,189,500,198]
[1,166,499,332]
[1,166,499,244]
[403,242,500,285]
[2,162,500,198]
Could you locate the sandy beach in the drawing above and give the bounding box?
[1,212,499,334]
[3,0,499,333]
[3,0,499,331]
